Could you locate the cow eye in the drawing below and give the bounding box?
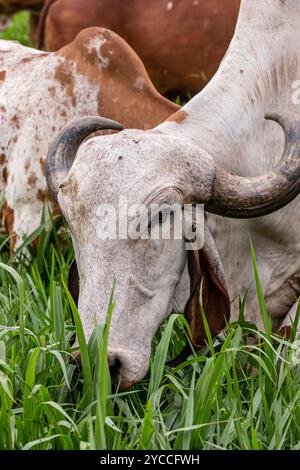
[148,209,170,231]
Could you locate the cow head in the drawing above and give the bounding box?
[46,115,300,389]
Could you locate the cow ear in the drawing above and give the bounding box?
[184,235,230,348]
[68,259,79,306]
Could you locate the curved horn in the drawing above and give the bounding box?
[46,116,123,199]
[206,113,300,218]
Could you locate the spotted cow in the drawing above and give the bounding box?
[0,27,178,249]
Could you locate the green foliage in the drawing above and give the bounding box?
[0,217,300,450]
[0,11,29,47]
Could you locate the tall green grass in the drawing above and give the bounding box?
[0,218,300,450]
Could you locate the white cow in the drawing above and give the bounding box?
[46,0,300,389]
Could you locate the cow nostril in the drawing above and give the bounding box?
[108,355,121,381]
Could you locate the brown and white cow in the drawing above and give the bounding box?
[38,0,240,96]
[46,0,300,388]
[0,27,178,250]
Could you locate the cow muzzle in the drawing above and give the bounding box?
[72,345,150,390]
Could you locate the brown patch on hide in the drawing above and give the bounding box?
[50,198,61,217]
[39,157,45,176]
[167,109,187,123]
[0,70,6,81]
[28,171,37,187]
[37,189,45,201]
[21,52,47,64]
[24,159,30,173]
[2,166,8,183]
[0,153,5,165]
[55,27,178,129]
[11,115,20,128]
[48,85,56,97]
[21,57,32,64]
[54,61,77,107]
[36,188,61,216]
[3,202,16,252]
